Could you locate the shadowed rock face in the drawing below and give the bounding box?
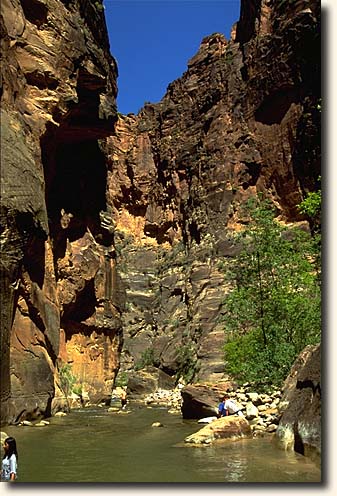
[180,384,235,419]
[105,0,320,384]
[275,344,321,463]
[0,0,119,423]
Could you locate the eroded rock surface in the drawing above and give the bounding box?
[106,0,320,385]
[0,0,119,423]
[184,416,252,445]
[275,344,321,463]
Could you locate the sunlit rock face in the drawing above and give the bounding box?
[105,0,320,384]
[0,0,119,423]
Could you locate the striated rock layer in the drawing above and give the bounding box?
[106,0,320,385]
[0,0,120,424]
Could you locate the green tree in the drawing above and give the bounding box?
[297,180,321,287]
[134,347,155,371]
[59,363,77,397]
[220,197,321,385]
[298,177,321,236]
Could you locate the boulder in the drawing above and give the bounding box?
[246,392,262,406]
[275,344,321,463]
[185,416,252,445]
[245,401,259,420]
[181,385,219,419]
[127,366,175,398]
[152,422,164,428]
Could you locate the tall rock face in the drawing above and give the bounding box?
[106,0,320,384]
[0,0,120,424]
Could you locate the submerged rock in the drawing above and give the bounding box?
[108,407,120,412]
[152,422,164,428]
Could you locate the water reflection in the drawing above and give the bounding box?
[226,456,247,482]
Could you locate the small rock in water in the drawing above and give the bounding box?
[0,432,9,444]
[152,422,164,427]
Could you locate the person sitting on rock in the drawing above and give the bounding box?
[218,395,244,418]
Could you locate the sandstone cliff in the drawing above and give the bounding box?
[0,0,320,425]
[1,0,120,424]
[106,0,320,385]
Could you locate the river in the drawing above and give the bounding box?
[3,404,320,483]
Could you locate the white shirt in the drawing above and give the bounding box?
[1,454,17,481]
[224,398,241,414]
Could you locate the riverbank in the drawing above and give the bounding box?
[8,383,285,438]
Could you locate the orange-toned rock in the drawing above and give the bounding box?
[0,0,118,424]
[184,416,252,445]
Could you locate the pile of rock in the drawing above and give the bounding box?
[179,382,283,436]
[136,382,283,435]
[143,386,183,412]
[227,386,282,435]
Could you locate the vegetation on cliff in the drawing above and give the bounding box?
[219,196,321,386]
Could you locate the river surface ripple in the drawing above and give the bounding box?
[4,404,321,483]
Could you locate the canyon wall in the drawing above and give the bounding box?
[0,0,320,425]
[106,0,320,385]
[0,0,121,424]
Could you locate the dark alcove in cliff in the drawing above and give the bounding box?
[41,135,109,273]
[49,140,107,219]
[62,278,98,322]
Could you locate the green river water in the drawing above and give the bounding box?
[3,404,321,483]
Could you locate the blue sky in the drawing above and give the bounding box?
[104,0,241,115]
